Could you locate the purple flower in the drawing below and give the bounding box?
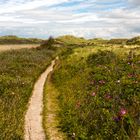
[113,116,121,122]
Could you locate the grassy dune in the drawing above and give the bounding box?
[52,46,140,139]
[0,47,59,139]
[0,35,43,44]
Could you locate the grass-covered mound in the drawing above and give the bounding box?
[0,47,59,139]
[127,36,140,45]
[52,46,140,139]
[0,35,43,44]
[56,35,87,46]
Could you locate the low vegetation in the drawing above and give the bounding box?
[0,35,43,44]
[56,35,87,46]
[52,46,140,139]
[0,46,59,139]
[43,68,67,139]
[0,35,140,140]
[127,36,140,45]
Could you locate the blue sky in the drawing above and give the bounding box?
[0,0,140,39]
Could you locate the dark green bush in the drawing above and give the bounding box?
[40,36,56,49]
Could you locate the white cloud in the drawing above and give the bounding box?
[0,0,140,38]
[0,0,69,13]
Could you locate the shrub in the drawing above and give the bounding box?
[40,36,55,49]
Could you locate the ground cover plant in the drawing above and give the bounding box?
[52,46,140,139]
[0,47,59,139]
[43,68,67,139]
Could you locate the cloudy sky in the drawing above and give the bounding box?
[0,0,140,39]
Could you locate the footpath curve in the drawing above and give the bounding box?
[24,58,57,140]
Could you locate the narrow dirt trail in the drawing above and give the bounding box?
[24,59,56,140]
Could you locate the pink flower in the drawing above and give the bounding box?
[105,93,112,99]
[119,108,127,116]
[91,92,96,96]
[127,74,137,78]
[128,74,133,78]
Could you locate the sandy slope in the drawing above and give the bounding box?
[24,59,56,140]
[0,44,39,52]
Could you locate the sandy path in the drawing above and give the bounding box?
[0,44,39,52]
[24,59,56,140]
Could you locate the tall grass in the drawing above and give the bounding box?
[0,47,58,139]
[43,69,67,139]
[52,46,140,139]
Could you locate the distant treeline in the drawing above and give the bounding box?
[0,35,43,44]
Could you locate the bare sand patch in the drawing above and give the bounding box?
[0,44,39,52]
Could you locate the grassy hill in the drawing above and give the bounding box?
[56,35,87,46]
[0,35,43,44]
[107,37,140,45]
[127,36,140,45]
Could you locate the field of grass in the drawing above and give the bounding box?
[51,45,140,139]
[0,47,59,139]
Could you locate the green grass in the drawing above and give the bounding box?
[43,68,67,139]
[52,45,140,139]
[0,47,59,139]
[0,35,43,44]
[56,35,87,46]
